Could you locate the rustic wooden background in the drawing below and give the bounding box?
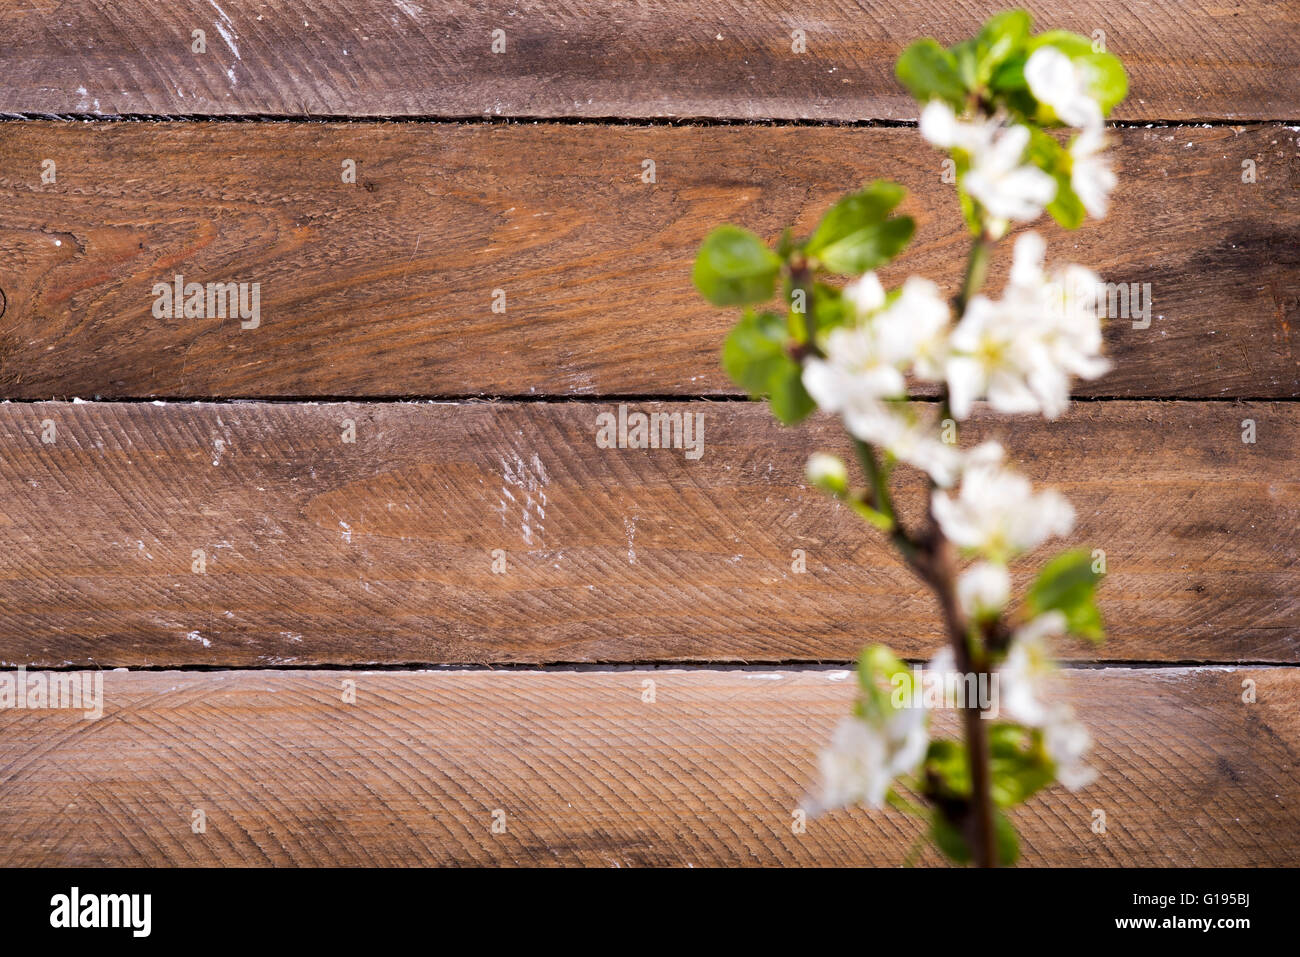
[0,0,1296,866]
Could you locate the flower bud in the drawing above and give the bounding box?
[806,453,848,494]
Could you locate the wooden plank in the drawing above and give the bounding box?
[0,122,1296,400]
[0,1,1295,121]
[0,666,1294,866]
[0,399,1294,667]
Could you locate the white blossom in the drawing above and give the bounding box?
[1005,232,1112,395]
[957,561,1012,619]
[806,390,961,487]
[1041,704,1098,790]
[809,705,928,813]
[962,123,1058,230]
[931,441,1074,560]
[999,611,1067,726]
[843,272,887,316]
[945,232,1110,420]
[946,294,1044,417]
[999,611,1097,790]
[806,388,962,487]
[858,404,963,488]
[927,646,955,677]
[1069,123,1116,218]
[921,101,1056,237]
[874,277,951,382]
[804,328,905,412]
[803,277,960,485]
[828,273,951,374]
[919,100,998,153]
[1025,46,1103,129]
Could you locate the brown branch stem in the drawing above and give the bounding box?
[796,226,1001,866]
[852,434,997,866]
[920,228,1000,868]
[889,228,1001,867]
[908,527,996,869]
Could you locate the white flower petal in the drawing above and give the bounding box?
[1070,125,1117,218]
[809,704,929,814]
[919,100,960,147]
[958,562,1011,618]
[805,453,848,489]
[944,355,983,420]
[933,455,1074,559]
[844,272,887,316]
[1026,46,1104,128]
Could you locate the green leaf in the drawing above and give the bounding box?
[1025,548,1106,642]
[925,736,1024,864]
[720,309,787,395]
[1025,127,1085,230]
[692,225,781,307]
[720,309,814,426]
[1026,33,1128,117]
[989,723,1055,806]
[857,644,907,691]
[1078,52,1128,114]
[1029,29,1093,59]
[929,807,1019,866]
[895,38,968,108]
[855,645,914,719]
[949,39,980,91]
[929,811,973,864]
[1024,125,1063,168]
[987,52,1039,120]
[1064,600,1104,643]
[811,282,850,333]
[924,738,971,799]
[995,809,1021,865]
[806,182,915,274]
[1046,177,1085,230]
[1026,548,1102,613]
[989,53,1028,94]
[974,10,1032,84]
[768,363,816,426]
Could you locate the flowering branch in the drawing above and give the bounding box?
[693,10,1127,866]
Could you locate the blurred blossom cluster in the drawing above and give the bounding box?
[693,10,1126,864]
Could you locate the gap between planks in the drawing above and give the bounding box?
[18,661,1300,674]
[3,114,1293,128]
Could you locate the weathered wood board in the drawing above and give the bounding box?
[1,123,1296,399]
[2,0,1296,873]
[1,399,1294,667]
[1,666,1294,866]
[1,1,1296,121]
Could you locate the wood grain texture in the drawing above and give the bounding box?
[1,122,1297,400]
[1,399,1294,667]
[1,1,1296,121]
[0,666,1295,866]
